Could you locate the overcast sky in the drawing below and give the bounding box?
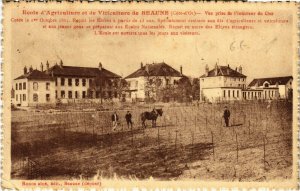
[10,6,295,85]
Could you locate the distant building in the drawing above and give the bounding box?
[246,76,293,100]
[47,60,122,101]
[125,62,184,101]
[199,64,246,102]
[12,61,122,106]
[13,66,55,106]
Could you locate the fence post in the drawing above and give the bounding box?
[211,131,215,160]
[191,131,194,159]
[263,134,266,170]
[235,132,238,162]
[175,130,178,150]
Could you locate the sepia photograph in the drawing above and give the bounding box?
[2,2,298,189]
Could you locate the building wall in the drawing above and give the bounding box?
[201,88,243,102]
[28,80,55,106]
[126,76,182,100]
[55,77,91,99]
[199,75,246,102]
[283,79,293,99]
[200,76,246,89]
[13,79,28,106]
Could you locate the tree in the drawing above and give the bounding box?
[192,78,200,100]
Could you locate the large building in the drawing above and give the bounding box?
[13,66,55,107]
[199,64,247,102]
[200,63,293,102]
[246,76,293,100]
[12,61,122,106]
[47,61,122,102]
[125,62,184,101]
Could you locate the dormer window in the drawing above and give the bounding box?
[263,81,270,88]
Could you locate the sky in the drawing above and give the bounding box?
[9,4,295,85]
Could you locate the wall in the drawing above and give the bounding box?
[55,77,91,99]
[28,80,55,106]
[13,79,28,106]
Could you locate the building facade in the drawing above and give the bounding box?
[125,62,184,101]
[199,64,247,102]
[13,66,55,106]
[246,76,293,100]
[12,61,122,106]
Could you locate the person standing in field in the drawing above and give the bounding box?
[125,111,133,129]
[111,111,119,131]
[223,106,231,127]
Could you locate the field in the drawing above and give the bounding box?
[11,100,293,181]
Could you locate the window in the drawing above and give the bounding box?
[82,79,86,87]
[23,94,26,101]
[75,91,78,99]
[61,78,65,86]
[16,94,18,101]
[237,91,239,98]
[23,82,26,90]
[166,79,170,85]
[33,93,38,102]
[82,91,86,98]
[96,91,100,98]
[264,83,269,88]
[61,91,65,98]
[228,90,230,97]
[16,84,18,90]
[46,94,50,102]
[251,92,254,98]
[233,90,235,97]
[19,83,22,90]
[223,90,226,97]
[68,79,72,86]
[89,79,92,86]
[75,79,79,86]
[68,91,72,99]
[46,82,50,90]
[33,82,38,91]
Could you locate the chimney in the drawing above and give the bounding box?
[235,67,237,71]
[46,60,50,71]
[60,60,63,67]
[141,62,143,69]
[24,66,28,74]
[40,62,44,72]
[180,65,183,75]
[238,65,242,74]
[214,63,218,76]
[205,64,209,76]
[29,65,33,73]
[99,62,102,71]
[227,64,230,74]
[145,64,149,74]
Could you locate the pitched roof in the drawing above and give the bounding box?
[125,62,183,79]
[47,65,121,78]
[200,65,246,78]
[15,70,54,80]
[248,76,293,87]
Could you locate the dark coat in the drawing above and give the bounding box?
[125,113,132,121]
[224,109,230,119]
[111,113,119,121]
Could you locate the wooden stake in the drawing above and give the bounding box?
[235,132,238,162]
